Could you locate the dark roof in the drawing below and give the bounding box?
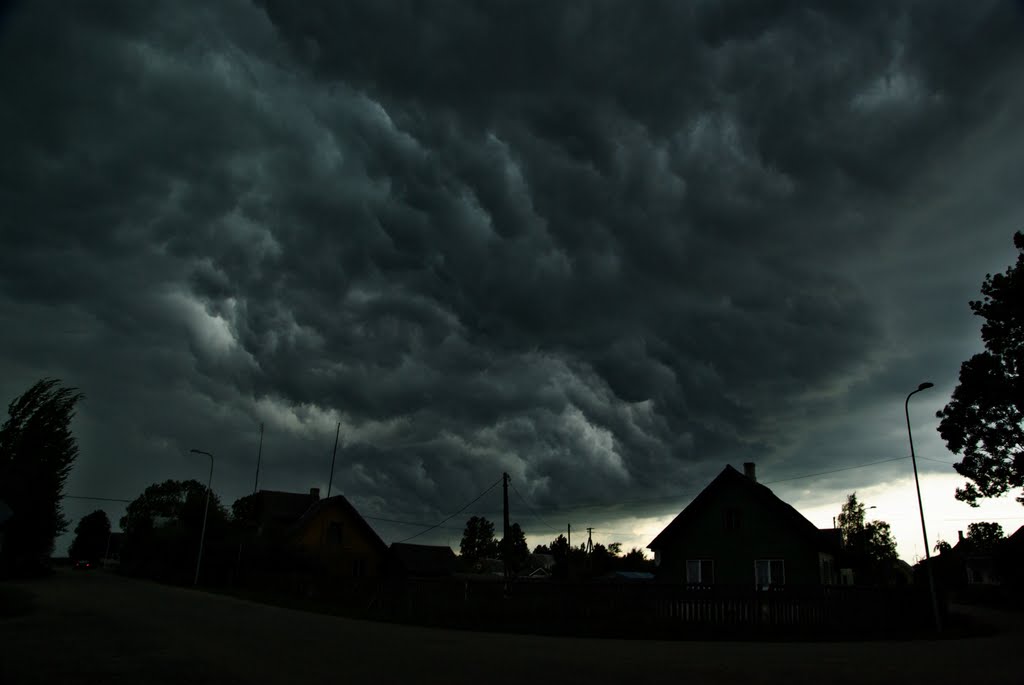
[602,571,656,582]
[291,495,389,555]
[648,465,825,550]
[252,490,319,525]
[389,543,458,576]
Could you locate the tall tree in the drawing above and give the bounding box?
[862,521,898,563]
[837,493,899,584]
[967,521,1005,552]
[502,522,530,573]
[68,510,111,562]
[121,479,227,534]
[119,479,228,580]
[0,379,84,573]
[459,515,498,561]
[837,492,866,548]
[937,231,1024,505]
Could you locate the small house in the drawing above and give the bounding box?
[648,463,840,588]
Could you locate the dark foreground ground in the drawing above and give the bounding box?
[1,570,1020,685]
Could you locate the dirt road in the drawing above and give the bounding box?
[0,570,1017,684]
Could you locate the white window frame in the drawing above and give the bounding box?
[754,559,785,589]
[686,558,714,584]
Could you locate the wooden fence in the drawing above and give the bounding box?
[236,571,936,637]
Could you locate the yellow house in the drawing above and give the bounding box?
[289,495,390,578]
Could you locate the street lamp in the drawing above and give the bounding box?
[189,448,215,587]
[905,382,941,632]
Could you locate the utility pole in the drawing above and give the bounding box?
[327,422,341,498]
[253,423,264,494]
[586,527,594,554]
[502,472,510,581]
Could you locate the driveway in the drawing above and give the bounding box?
[0,570,1018,684]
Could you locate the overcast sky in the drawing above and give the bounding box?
[2,1,1023,561]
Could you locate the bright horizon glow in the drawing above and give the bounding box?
[514,472,1024,566]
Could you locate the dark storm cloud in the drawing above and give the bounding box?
[1,0,1022,548]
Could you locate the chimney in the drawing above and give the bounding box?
[310,487,320,500]
[958,530,964,543]
[743,462,757,482]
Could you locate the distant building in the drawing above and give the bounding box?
[235,488,389,578]
[648,463,840,587]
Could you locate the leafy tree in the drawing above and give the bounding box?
[937,231,1024,505]
[836,493,898,584]
[548,533,570,561]
[459,515,498,561]
[121,479,226,534]
[934,539,952,554]
[607,542,623,557]
[68,510,110,562]
[967,521,1005,552]
[862,521,898,563]
[533,544,551,554]
[621,547,650,570]
[120,479,228,581]
[502,522,530,572]
[837,493,866,548]
[0,379,84,574]
[589,542,615,575]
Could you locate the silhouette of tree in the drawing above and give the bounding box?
[0,379,84,575]
[862,521,898,562]
[548,533,569,561]
[934,539,952,554]
[837,493,898,584]
[502,522,530,572]
[120,479,228,580]
[937,231,1024,506]
[607,542,622,557]
[533,544,551,554]
[621,547,651,570]
[837,493,866,548]
[69,510,110,562]
[967,521,1005,552]
[459,515,498,561]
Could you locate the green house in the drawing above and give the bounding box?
[648,463,840,588]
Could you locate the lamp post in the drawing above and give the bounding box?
[189,448,215,587]
[905,382,940,632]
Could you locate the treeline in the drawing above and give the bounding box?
[457,514,655,580]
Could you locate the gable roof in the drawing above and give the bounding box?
[252,490,319,525]
[389,543,458,576]
[647,465,826,551]
[291,494,389,555]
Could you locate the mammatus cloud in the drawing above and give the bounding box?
[1,1,1023,554]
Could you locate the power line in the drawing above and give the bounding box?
[364,515,463,531]
[396,478,502,544]
[761,457,909,485]
[63,495,132,503]
[509,482,562,533]
[918,456,957,465]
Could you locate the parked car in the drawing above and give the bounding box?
[72,559,95,571]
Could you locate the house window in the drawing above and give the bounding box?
[724,508,741,531]
[686,559,714,584]
[352,558,366,577]
[821,558,834,585]
[327,522,344,545]
[754,559,785,589]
